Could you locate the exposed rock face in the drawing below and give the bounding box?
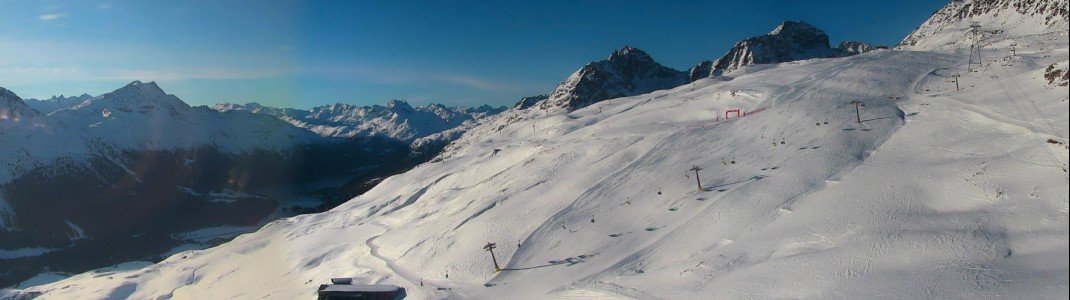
[898,0,1070,50]
[688,60,714,82]
[702,21,833,78]
[1044,61,1069,86]
[688,21,885,81]
[832,41,885,57]
[540,46,688,111]
[513,95,548,110]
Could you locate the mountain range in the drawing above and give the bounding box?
[532,21,882,113]
[4,0,1068,297]
[213,100,505,142]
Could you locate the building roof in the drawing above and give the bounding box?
[319,284,401,293]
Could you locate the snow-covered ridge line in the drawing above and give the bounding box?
[213,100,507,142]
[688,21,884,81]
[526,21,882,115]
[40,81,326,154]
[898,0,1069,50]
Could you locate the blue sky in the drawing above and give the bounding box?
[0,0,947,108]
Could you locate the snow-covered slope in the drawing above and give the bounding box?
[12,31,1067,298]
[898,0,1069,50]
[214,100,505,142]
[540,46,688,111]
[24,94,93,115]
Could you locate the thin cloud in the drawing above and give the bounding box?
[434,74,523,92]
[106,68,284,81]
[38,13,68,21]
[308,65,533,92]
[0,65,281,85]
[97,3,113,9]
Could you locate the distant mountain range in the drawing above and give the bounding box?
[1,82,504,288]
[213,100,505,142]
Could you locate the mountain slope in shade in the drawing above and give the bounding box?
[24,94,94,115]
[898,0,1069,50]
[214,100,506,142]
[513,95,548,110]
[539,46,688,111]
[0,82,446,289]
[1,88,89,231]
[0,88,87,183]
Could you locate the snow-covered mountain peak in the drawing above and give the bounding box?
[696,21,833,78]
[0,88,61,131]
[383,99,414,111]
[0,87,35,123]
[768,20,824,38]
[539,46,687,111]
[1,87,25,106]
[688,20,883,81]
[898,0,1070,50]
[40,81,323,152]
[67,80,190,115]
[111,81,169,100]
[606,46,655,63]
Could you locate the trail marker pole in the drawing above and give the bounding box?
[690,165,703,192]
[952,74,960,91]
[851,100,863,123]
[484,243,501,273]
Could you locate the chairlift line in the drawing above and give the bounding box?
[991,61,1069,183]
